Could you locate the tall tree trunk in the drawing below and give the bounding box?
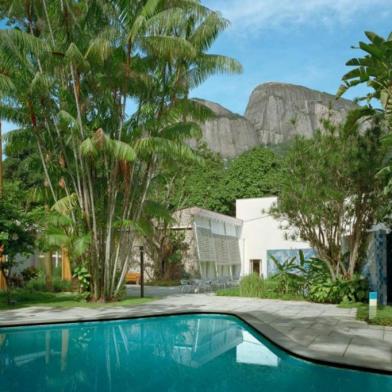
[44,252,53,291]
[61,247,72,281]
[0,122,3,198]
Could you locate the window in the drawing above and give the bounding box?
[211,220,225,235]
[225,223,237,237]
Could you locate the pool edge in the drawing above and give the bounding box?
[0,309,391,376]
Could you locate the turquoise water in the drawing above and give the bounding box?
[0,314,391,391]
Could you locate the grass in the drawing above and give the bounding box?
[216,275,305,301]
[338,302,392,326]
[216,287,305,301]
[146,279,180,287]
[0,289,155,310]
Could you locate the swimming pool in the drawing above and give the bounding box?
[0,314,391,391]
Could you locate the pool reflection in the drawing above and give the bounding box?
[0,314,390,392]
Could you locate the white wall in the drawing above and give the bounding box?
[236,197,310,277]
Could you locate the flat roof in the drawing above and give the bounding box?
[175,207,243,226]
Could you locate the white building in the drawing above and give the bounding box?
[236,197,313,278]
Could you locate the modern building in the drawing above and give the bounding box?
[172,199,314,281]
[172,207,243,280]
[235,197,314,278]
[235,196,392,304]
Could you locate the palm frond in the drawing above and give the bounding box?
[144,200,173,223]
[160,121,202,141]
[52,193,79,215]
[141,36,196,59]
[71,234,91,257]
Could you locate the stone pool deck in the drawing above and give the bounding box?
[1,294,391,373]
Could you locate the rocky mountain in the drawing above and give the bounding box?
[196,82,357,158]
[192,99,258,158]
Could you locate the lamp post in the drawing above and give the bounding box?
[139,245,144,298]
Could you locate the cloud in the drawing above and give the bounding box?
[204,0,391,35]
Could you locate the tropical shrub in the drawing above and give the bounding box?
[21,266,39,283]
[271,252,369,304]
[73,266,91,293]
[0,197,36,303]
[270,255,305,295]
[217,275,301,300]
[26,274,72,293]
[308,275,368,304]
[239,273,265,297]
[238,274,282,298]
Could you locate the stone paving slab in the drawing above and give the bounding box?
[0,294,391,373]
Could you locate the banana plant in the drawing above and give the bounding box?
[270,251,306,295]
[337,31,392,126]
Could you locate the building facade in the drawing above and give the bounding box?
[236,197,313,278]
[173,207,243,280]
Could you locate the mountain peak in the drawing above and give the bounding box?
[195,83,357,158]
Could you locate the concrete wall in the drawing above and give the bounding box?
[236,197,311,277]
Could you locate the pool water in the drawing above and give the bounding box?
[0,314,391,391]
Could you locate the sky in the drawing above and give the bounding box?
[1,0,391,134]
[192,0,392,114]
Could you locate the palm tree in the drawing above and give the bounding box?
[337,31,392,123]
[0,121,3,197]
[0,0,241,300]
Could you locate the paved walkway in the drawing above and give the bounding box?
[1,294,391,373]
[126,284,182,297]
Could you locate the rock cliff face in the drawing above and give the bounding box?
[193,99,258,158]
[244,82,357,145]
[196,82,357,158]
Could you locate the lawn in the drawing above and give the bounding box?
[216,287,305,301]
[146,279,181,287]
[356,305,392,326]
[339,302,392,326]
[0,290,155,310]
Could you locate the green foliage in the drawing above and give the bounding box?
[3,129,45,195]
[236,273,300,300]
[270,254,305,295]
[217,275,303,301]
[274,119,385,278]
[0,195,36,304]
[25,274,72,293]
[0,0,241,301]
[147,280,180,287]
[220,147,281,215]
[271,252,369,304]
[0,289,154,310]
[170,144,281,215]
[307,274,368,304]
[338,31,392,116]
[169,143,226,212]
[239,273,265,297]
[354,304,392,326]
[73,266,91,292]
[216,287,240,296]
[338,31,392,233]
[20,266,39,282]
[0,197,35,263]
